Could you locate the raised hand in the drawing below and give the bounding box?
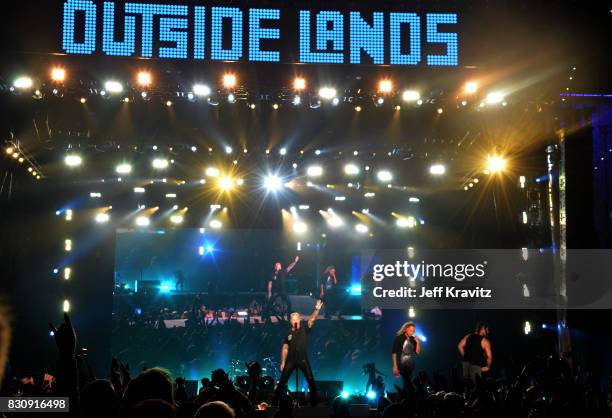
[49,313,76,358]
[315,299,323,311]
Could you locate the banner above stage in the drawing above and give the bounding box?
[61,0,459,66]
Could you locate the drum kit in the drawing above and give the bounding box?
[229,357,279,390]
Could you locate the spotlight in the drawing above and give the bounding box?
[293,221,308,234]
[272,103,279,110]
[170,215,184,224]
[135,216,150,227]
[464,81,478,94]
[402,90,420,102]
[344,163,360,176]
[166,100,173,107]
[63,299,71,313]
[137,71,152,87]
[64,154,82,167]
[355,223,369,234]
[376,97,384,106]
[294,77,306,90]
[249,103,256,110]
[485,91,505,104]
[328,216,344,228]
[396,217,416,228]
[51,67,66,82]
[95,213,110,223]
[104,80,123,93]
[341,391,349,399]
[293,95,301,105]
[332,97,340,106]
[486,155,506,173]
[377,170,392,182]
[152,158,169,169]
[354,105,362,112]
[223,73,237,89]
[193,84,211,96]
[218,176,234,190]
[209,219,223,229]
[524,321,531,335]
[429,164,446,175]
[319,87,337,100]
[225,146,233,154]
[366,391,377,400]
[378,79,393,93]
[279,147,287,156]
[314,149,321,155]
[13,76,33,89]
[437,108,444,114]
[205,167,220,177]
[307,165,323,177]
[228,93,236,103]
[264,175,283,192]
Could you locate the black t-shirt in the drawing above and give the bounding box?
[283,322,310,361]
[270,269,287,294]
[322,274,335,291]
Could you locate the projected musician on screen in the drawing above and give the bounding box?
[266,256,299,321]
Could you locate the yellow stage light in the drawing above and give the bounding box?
[464,81,478,94]
[294,77,306,90]
[137,71,152,87]
[378,79,393,93]
[223,74,237,88]
[51,67,66,82]
[487,155,507,173]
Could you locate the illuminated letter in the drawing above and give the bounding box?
[426,13,458,66]
[211,7,243,61]
[299,10,344,64]
[249,9,281,62]
[349,12,384,64]
[102,2,135,56]
[62,0,97,54]
[159,17,188,58]
[194,6,205,59]
[389,13,420,65]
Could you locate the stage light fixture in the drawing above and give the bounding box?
[319,87,337,100]
[402,90,420,102]
[264,175,283,192]
[13,76,33,89]
[228,93,236,103]
[437,108,444,114]
[225,146,233,154]
[294,77,306,90]
[464,81,478,94]
[307,165,323,177]
[136,71,152,87]
[64,267,72,280]
[524,321,531,335]
[65,239,72,252]
[170,215,184,224]
[354,105,362,112]
[315,149,321,155]
[429,164,446,175]
[64,154,82,167]
[332,97,340,106]
[209,219,223,229]
[341,391,349,399]
[293,221,308,234]
[272,103,279,110]
[193,84,211,96]
[95,213,110,223]
[485,91,505,104]
[205,167,220,177]
[355,223,369,234]
[135,216,150,227]
[377,170,393,182]
[89,192,101,198]
[366,391,377,400]
[65,209,73,221]
[5,147,13,155]
[104,80,123,93]
[51,67,66,82]
[344,163,360,175]
[279,147,287,155]
[63,299,71,313]
[376,97,384,106]
[152,158,169,169]
[293,95,301,105]
[116,163,132,174]
[396,216,416,228]
[223,74,237,88]
[486,155,506,173]
[378,79,393,93]
[166,100,173,107]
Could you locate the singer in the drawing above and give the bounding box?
[273,299,323,406]
[391,321,421,393]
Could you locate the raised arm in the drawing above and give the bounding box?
[414,336,421,355]
[307,299,323,328]
[286,256,300,273]
[481,338,492,371]
[267,280,273,299]
[280,344,289,371]
[457,334,468,358]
